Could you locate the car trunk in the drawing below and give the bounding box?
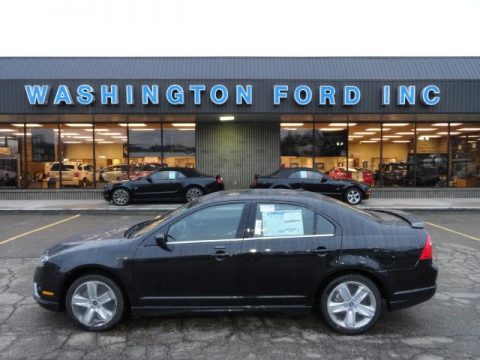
[366,209,424,228]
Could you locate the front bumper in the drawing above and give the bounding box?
[103,189,112,201]
[33,282,61,312]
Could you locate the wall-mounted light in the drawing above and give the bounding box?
[219,116,235,121]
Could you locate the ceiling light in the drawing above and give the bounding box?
[366,128,384,131]
[318,128,345,131]
[385,123,409,127]
[13,132,31,136]
[66,123,93,127]
[119,123,146,127]
[416,128,437,131]
[437,132,461,135]
[360,140,378,143]
[348,135,364,138]
[73,136,93,139]
[130,128,155,131]
[12,124,43,127]
[354,132,376,135]
[219,116,235,121]
[383,135,402,138]
[84,128,110,132]
[393,140,411,143]
[432,123,462,127]
[62,141,81,144]
[60,132,79,136]
[281,123,304,127]
[103,132,123,136]
[458,128,480,131]
[111,136,128,139]
[0,129,15,132]
[395,132,414,135]
[96,141,114,144]
[179,129,195,131]
[171,123,196,127]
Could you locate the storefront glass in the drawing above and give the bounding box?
[280,122,313,168]
[26,123,59,189]
[348,123,380,187]
[314,123,347,177]
[95,123,128,187]
[0,124,25,189]
[127,122,162,179]
[450,123,480,187]
[163,123,196,168]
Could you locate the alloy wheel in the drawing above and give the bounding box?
[185,187,203,202]
[70,281,117,328]
[346,189,361,205]
[326,281,377,330]
[112,189,129,206]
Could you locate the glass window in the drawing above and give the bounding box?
[162,123,196,168]
[415,123,448,187]
[95,123,128,187]
[128,122,162,178]
[315,123,347,177]
[450,123,480,188]
[381,122,415,187]
[27,123,60,189]
[347,123,380,187]
[59,123,94,188]
[168,203,245,241]
[0,123,25,189]
[280,122,313,168]
[316,215,335,235]
[150,170,177,181]
[254,203,314,237]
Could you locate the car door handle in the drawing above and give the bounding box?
[310,246,328,256]
[211,250,231,261]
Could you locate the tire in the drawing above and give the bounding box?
[112,188,130,206]
[65,274,124,332]
[80,178,88,187]
[344,187,363,205]
[320,274,382,335]
[184,186,204,202]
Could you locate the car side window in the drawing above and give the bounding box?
[176,171,186,179]
[288,172,298,179]
[253,203,314,237]
[167,203,245,242]
[150,171,171,181]
[306,171,323,180]
[50,163,61,171]
[316,214,335,235]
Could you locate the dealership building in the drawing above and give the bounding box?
[0,57,479,199]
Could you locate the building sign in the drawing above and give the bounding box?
[24,84,441,108]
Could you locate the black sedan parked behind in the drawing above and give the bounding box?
[34,189,437,334]
[103,167,224,205]
[251,167,370,205]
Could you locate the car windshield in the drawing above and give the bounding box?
[124,201,197,238]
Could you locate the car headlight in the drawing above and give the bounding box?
[37,253,50,266]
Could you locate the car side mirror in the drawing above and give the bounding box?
[155,233,171,251]
[321,177,328,182]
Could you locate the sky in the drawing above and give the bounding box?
[0,0,479,56]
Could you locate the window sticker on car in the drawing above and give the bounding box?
[300,171,307,178]
[262,210,304,237]
[168,171,176,179]
[254,219,263,235]
[259,204,275,213]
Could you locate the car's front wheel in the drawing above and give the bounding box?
[112,188,130,206]
[185,186,204,202]
[320,274,382,335]
[344,187,363,205]
[65,274,124,331]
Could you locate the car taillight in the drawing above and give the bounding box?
[419,234,433,260]
[73,172,79,177]
[215,175,224,184]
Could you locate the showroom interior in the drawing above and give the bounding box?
[0,113,478,190]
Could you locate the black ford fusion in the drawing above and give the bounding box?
[34,189,437,334]
[251,167,370,205]
[103,167,224,205]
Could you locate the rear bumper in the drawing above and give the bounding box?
[388,285,436,311]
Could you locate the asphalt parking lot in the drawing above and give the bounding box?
[0,211,479,360]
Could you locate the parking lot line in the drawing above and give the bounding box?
[426,221,480,242]
[0,214,81,245]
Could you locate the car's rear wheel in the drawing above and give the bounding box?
[344,187,363,205]
[320,274,381,335]
[66,274,124,332]
[185,186,204,202]
[112,188,130,206]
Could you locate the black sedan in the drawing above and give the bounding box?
[251,167,370,205]
[33,189,437,334]
[103,167,224,205]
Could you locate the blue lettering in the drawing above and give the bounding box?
[273,85,288,105]
[319,86,336,105]
[343,85,361,106]
[24,85,50,105]
[210,84,228,105]
[53,85,74,105]
[166,85,184,105]
[189,85,205,105]
[141,85,159,105]
[397,85,416,106]
[125,85,134,105]
[236,85,252,105]
[101,85,119,105]
[420,85,440,106]
[76,84,95,105]
[382,85,391,106]
[293,85,312,106]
